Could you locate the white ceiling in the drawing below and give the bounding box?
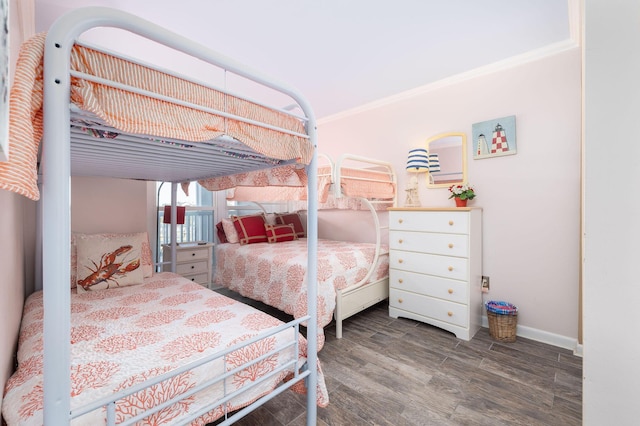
[34,0,572,119]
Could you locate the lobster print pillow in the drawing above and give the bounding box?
[76,234,144,292]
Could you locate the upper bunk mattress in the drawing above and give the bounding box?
[1,33,314,200]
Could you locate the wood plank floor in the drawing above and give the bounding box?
[211,288,582,426]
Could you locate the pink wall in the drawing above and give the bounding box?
[318,48,582,347]
[1,0,35,413]
[71,177,150,234]
[0,191,26,413]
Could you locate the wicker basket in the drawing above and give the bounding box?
[487,310,517,342]
[486,301,518,342]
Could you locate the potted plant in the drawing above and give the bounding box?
[448,184,476,207]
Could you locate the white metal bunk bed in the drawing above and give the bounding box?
[215,153,397,341]
[4,7,324,425]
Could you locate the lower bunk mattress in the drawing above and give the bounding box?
[214,238,389,350]
[2,272,328,425]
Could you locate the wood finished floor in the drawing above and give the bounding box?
[211,288,582,426]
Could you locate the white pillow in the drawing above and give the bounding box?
[264,213,277,225]
[222,218,239,244]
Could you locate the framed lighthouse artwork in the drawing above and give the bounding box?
[472,115,517,160]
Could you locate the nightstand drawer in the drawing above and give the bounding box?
[390,210,469,234]
[390,231,468,257]
[184,272,209,286]
[389,269,468,304]
[176,248,209,262]
[390,288,467,327]
[176,260,208,275]
[390,250,468,281]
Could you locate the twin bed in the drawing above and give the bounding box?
[1,7,329,425]
[3,272,328,425]
[214,154,397,346]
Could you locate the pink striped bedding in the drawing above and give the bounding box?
[1,272,328,425]
[337,166,396,200]
[0,33,313,201]
[214,239,390,350]
[225,164,396,208]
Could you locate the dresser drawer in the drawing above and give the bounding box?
[389,230,469,257]
[176,260,209,275]
[176,247,210,262]
[389,269,468,304]
[390,288,468,327]
[390,210,469,234]
[390,250,468,281]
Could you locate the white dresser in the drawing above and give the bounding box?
[162,242,214,287]
[388,208,482,340]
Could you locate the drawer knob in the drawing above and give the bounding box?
[448,243,454,249]
[448,311,453,317]
[191,278,196,281]
[398,278,403,284]
[191,253,196,257]
[449,220,454,226]
[398,218,404,224]
[448,266,453,271]
[398,298,403,303]
[398,239,403,244]
[448,288,453,294]
[398,259,404,264]
[191,265,195,269]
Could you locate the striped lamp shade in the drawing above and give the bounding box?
[428,153,441,172]
[406,148,430,172]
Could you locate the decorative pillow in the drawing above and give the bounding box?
[71,232,152,288]
[265,224,298,243]
[216,221,228,243]
[275,213,305,238]
[221,218,239,244]
[233,214,268,245]
[264,213,277,225]
[76,234,144,292]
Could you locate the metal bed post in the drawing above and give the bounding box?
[42,28,74,425]
[170,182,178,271]
[303,115,319,426]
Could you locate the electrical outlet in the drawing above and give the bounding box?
[481,276,490,292]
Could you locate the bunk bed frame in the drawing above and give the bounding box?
[330,154,397,338]
[38,7,319,425]
[216,153,396,341]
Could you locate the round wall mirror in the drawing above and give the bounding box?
[425,132,467,188]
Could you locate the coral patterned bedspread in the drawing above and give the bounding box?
[214,239,389,350]
[1,273,328,426]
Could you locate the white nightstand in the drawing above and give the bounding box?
[388,207,483,341]
[162,242,214,287]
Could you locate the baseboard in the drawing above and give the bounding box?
[482,315,581,356]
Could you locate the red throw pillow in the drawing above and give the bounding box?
[233,214,268,245]
[275,213,305,238]
[265,224,298,243]
[215,221,228,243]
